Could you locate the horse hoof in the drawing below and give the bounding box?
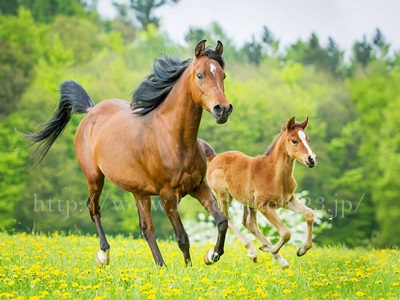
[96,249,110,266]
[249,256,257,263]
[296,247,307,257]
[204,249,220,265]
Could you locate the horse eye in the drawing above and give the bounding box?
[291,139,298,145]
[196,73,204,80]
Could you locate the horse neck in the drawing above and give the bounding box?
[269,134,296,181]
[155,71,202,147]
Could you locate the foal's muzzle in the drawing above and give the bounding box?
[212,104,233,124]
[306,155,317,168]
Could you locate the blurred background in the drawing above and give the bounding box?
[1,0,399,248]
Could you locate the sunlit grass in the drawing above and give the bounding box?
[0,232,399,299]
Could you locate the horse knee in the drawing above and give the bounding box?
[217,216,228,232]
[305,209,314,224]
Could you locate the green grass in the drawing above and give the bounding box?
[0,232,398,299]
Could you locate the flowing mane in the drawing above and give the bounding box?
[131,48,225,115]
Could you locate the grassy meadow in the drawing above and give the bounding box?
[0,232,399,299]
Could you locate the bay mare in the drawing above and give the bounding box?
[23,40,233,267]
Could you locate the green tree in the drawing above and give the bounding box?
[352,35,374,67]
[129,0,179,29]
[0,8,45,119]
[348,62,400,246]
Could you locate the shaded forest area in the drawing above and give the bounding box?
[1,0,400,248]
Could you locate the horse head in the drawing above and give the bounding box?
[284,117,317,168]
[190,40,233,124]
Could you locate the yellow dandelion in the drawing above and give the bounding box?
[355,291,366,297]
[283,289,293,294]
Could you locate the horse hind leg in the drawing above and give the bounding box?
[86,173,110,266]
[242,206,289,268]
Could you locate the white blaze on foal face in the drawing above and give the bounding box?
[298,130,314,158]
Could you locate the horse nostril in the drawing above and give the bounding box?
[213,105,224,116]
[308,155,315,164]
[227,104,233,115]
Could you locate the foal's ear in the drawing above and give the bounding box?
[299,117,309,130]
[215,40,223,55]
[195,40,207,58]
[286,117,296,131]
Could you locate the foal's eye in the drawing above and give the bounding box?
[291,139,298,145]
[196,73,204,80]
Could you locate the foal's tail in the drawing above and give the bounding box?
[23,80,94,167]
[198,138,216,162]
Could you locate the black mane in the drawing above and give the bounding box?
[131,48,225,115]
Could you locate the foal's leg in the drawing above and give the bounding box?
[160,191,191,266]
[134,194,165,267]
[242,206,289,268]
[216,193,258,262]
[86,173,110,266]
[189,181,228,265]
[258,203,291,255]
[285,195,314,256]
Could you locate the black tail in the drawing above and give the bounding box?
[198,138,216,162]
[23,80,94,167]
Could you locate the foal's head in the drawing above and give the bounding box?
[283,117,317,168]
[189,40,233,124]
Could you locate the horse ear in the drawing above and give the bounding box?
[195,40,207,58]
[215,40,223,55]
[299,117,309,129]
[286,117,296,131]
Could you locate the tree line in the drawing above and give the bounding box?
[1,0,399,247]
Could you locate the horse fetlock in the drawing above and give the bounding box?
[96,249,110,266]
[282,231,291,243]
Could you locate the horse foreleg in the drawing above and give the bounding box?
[160,191,191,266]
[243,206,289,268]
[286,195,314,256]
[134,195,165,267]
[190,181,228,265]
[258,204,291,255]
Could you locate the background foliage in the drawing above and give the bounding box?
[1,1,399,248]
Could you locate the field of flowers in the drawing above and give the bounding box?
[0,232,399,299]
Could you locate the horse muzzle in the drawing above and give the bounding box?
[305,155,317,168]
[212,104,233,124]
